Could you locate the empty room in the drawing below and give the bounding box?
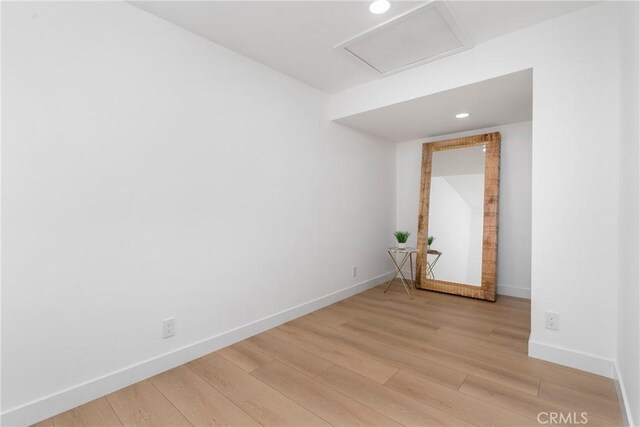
[1,0,639,426]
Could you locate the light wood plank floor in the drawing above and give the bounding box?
[35,282,624,426]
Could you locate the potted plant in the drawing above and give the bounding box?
[393,231,410,249]
[428,236,436,250]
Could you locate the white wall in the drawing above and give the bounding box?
[396,121,532,298]
[617,1,639,425]
[1,2,396,424]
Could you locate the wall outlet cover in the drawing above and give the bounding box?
[545,312,559,331]
[163,318,175,339]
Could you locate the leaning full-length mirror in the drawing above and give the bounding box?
[416,132,500,301]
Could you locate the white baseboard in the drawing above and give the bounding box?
[497,284,531,299]
[614,361,636,427]
[1,271,395,427]
[528,340,616,378]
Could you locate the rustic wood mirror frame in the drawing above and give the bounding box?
[415,132,501,301]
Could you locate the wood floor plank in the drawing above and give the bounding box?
[149,365,259,426]
[491,325,531,340]
[47,398,122,427]
[338,317,541,396]
[252,361,400,426]
[422,328,618,400]
[267,324,398,383]
[216,340,273,372]
[460,374,558,420]
[344,296,498,335]
[538,380,623,425]
[459,375,616,427]
[535,364,618,401]
[318,365,471,426]
[398,296,530,330]
[386,370,540,426]
[436,325,528,355]
[189,354,328,426]
[333,297,444,333]
[346,316,438,342]
[488,328,530,352]
[322,300,401,326]
[106,381,191,426]
[302,309,349,327]
[378,288,532,326]
[288,319,468,389]
[246,333,332,377]
[423,290,531,319]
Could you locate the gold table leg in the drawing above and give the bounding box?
[384,251,414,299]
[426,253,441,280]
[410,252,414,288]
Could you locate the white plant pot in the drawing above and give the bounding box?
[397,242,406,249]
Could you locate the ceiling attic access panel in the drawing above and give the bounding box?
[335,1,473,76]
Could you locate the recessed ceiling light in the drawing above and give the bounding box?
[369,0,391,15]
[455,112,470,118]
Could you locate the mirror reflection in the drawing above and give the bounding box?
[427,145,485,286]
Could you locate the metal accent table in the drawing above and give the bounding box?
[384,247,417,299]
[426,249,442,279]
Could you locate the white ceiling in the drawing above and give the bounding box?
[131,1,596,93]
[335,69,532,141]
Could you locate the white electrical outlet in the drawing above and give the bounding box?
[163,318,175,339]
[352,266,358,278]
[545,312,559,331]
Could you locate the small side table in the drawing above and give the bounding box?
[426,249,442,279]
[384,247,417,299]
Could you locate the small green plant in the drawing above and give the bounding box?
[393,231,410,243]
[428,236,436,246]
